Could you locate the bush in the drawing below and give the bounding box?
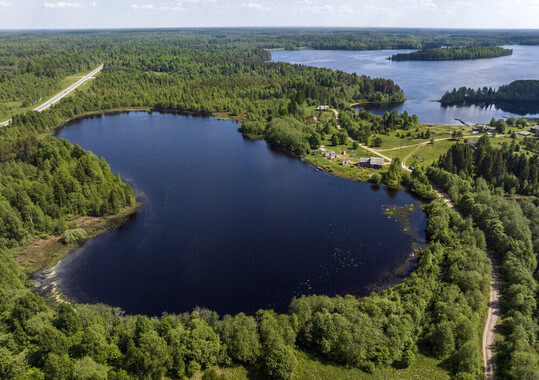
[369,172,382,184]
[262,344,297,380]
[63,228,87,244]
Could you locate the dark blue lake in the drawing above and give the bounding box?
[40,112,426,316]
[271,45,539,124]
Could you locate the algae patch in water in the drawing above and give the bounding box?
[382,204,425,246]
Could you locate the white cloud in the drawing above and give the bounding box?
[43,2,83,8]
[241,2,272,11]
[91,1,97,7]
[304,4,334,14]
[131,0,221,12]
[407,0,438,10]
[132,4,155,10]
[0,1,13,6]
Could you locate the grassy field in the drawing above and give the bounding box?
[372,124,469,150]
[195,349,450,380]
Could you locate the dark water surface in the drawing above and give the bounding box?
[41,112,426,316]
[271,46,539,124]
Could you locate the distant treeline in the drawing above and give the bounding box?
[186,28,539,51]
[389,46,513,61]
[440,80,539,114]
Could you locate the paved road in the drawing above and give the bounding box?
[0,64,103,127]
[34,65,103,112]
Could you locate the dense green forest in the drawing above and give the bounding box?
[438,134,539,195]
[0,29,538,379]
[428,168,539,379]
[440,80,539,114]
[389,46,513,61]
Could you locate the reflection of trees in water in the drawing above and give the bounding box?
[441,101,539,116]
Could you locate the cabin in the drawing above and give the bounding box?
[467,140,478,149]
[357,157,370,167]
[324,151,337,159]
[341,150,346,155]
[342,159,352,165]
[531,125,539,134]
[472,125,495,134]
[313,150,323,155]
[519,131,532,136]
[316,105,330,111]
[369,157,384,169]
[357,157,384,169]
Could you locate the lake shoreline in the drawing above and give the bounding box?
[17,202,143,279]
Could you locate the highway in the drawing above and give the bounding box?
[0,64,103,127]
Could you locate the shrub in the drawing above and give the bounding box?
[63,228,87,244]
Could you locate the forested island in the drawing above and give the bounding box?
[440,80,539,114]
[0,29,538,379]
[389,46,513,61]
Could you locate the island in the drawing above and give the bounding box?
[440,79,539,114]
[389,46,513,61]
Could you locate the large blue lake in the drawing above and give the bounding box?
[271,45,539,124]
[39,112,426,316]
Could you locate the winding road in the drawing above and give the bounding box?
[0,64,103,127]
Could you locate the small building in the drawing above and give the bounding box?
[357,157,370,167]
[341,150,346,155]
[357,157,384,169]
[324,151,336,159]
[467,140,478,149]
[519,131,532,136]
[316,105,330,111]
[342,159,352,165]
[473,125,495,134]
[531,125,539,134]
[369,157,384,169]
[313,150,323,155]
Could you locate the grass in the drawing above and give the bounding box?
[304,135,387,181]
[379,139,459,169]
[198,349,450,380]
[373,124,469,150]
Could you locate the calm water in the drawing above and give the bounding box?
[38,112,426,316]
[271,45,539,124]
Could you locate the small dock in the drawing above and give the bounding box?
[455,117,472,127]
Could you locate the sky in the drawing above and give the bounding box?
[0,0,538,30]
